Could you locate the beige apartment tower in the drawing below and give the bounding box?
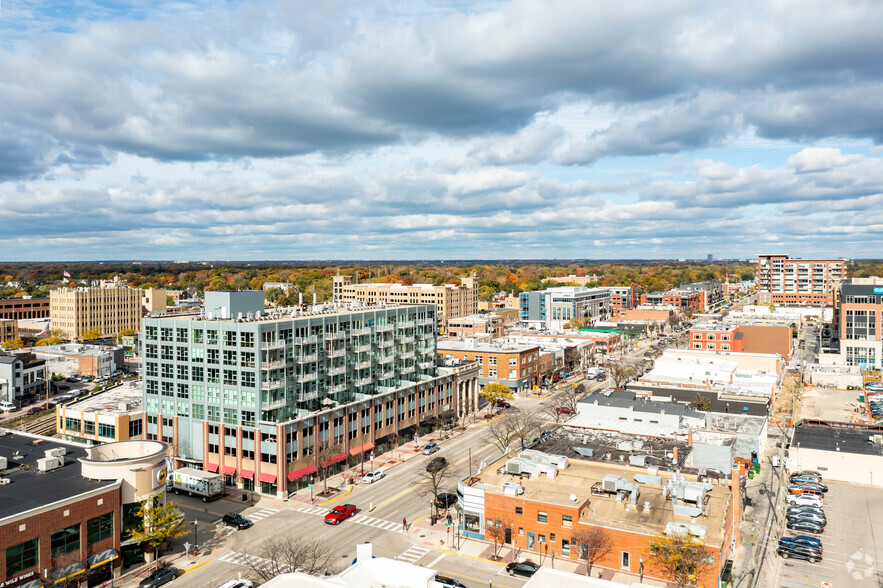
[333,274,478,328]
[50,285,145,341]
[756,254,845,306]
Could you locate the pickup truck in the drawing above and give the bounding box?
[324,504,356,525]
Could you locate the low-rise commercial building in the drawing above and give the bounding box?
[789,424,883,487]
[519,287,612,331]
[0,319,17,344]
[446,314,504,339]
[25,343,123,378]
[58,382,144,443]
[602,286,638,314]
[640,290,702,314]
[0,432,168,586]
[437,339,540,392]
[689,323,793,358]
[0,352,47,406]
[680,281,724,312]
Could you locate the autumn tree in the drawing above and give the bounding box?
[572,525,613,576]
[1,338,24,350]
[126,500,188,567]
[80,329,102,342]
[564,316,592,330]
[647,531,712,587]
[485,517,511,559]
[117,328,137,343]
[480,382,513,414]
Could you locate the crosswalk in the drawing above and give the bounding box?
[295,505,403,532]
[245,508,278,523]
[217,550,271,567]
[396,545,431,563]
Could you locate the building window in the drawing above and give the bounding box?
[129,419,142,438]
[87,513,114,544]
[621,551,630,569]
[562,515,572,528]
[488,369,497,378]
[561,539,570,557]
[550,533,555,542]
[6,538,39,576]
[538,534,545,543]
[537,511,547,523]
[515,507,523,514]
[489,356,497,366]
[51,524,80,555]
[98,423,115,439]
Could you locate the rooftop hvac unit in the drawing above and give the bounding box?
[0,478,9,485]
[37,457,62,472]
[45,448,66,463]
[0,457,6,470]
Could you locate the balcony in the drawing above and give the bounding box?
[399,336,415,344]
[325,332,345,341]
[261,360,284,370]
[330,383,348,393]
[354,377,373,386]
[377,340,394,349]
[353,343,373,353]
[400,351,415,360]
[418,332,434,340]
[297,372,318,383]
[377,355,393,364]
[417,318,434,326]
[355,360,372,370]
[397,321,416,330]
[296,390,319,402]
[297,353,319,364]
[327,365,347,376]
[400,365,415,374]
[376,324,394,333]
[261,380,284,391]
[261,340,284,350]
[262,396,288,410]
[327,348,346,359]
[294,336,318,345]
[378,370,395,380]
[353,327,372,336]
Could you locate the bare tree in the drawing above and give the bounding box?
[314,439,344,495]
[484,417,515,453]
[485,517,510,559]
[571,525,613,577]
[542,399,567,426]
[508,409,542,450]
[240,536,339,581]
[419,458,454,523]
[610,363,638,388]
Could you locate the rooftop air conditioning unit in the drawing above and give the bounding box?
[0,478,9,485]
[37,457,62,472]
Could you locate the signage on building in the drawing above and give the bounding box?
[153,464,168,489]
[1,571,36,587]
[873,287,883,294]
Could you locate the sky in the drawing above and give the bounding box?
[2,1,883,261]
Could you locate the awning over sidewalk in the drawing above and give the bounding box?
[221,465,236,476]
[240,469,254,480]
[349,442,375,457]
[258,472,277,484]
[19,580,43,588]
[322,452,348,467]
[87,548,119,569]
[287,464,317,482]
[52,561,85,584]
[204,463,219,473]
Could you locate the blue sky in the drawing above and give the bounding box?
[3,0,883,261]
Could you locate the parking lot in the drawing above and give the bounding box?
[775,480,883,588]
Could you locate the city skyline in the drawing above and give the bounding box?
[2,1,883,261]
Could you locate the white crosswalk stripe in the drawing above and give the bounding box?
[244,508,278,523]
[397,545,431,563]
[294,506,404,532]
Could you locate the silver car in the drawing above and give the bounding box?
[421,442,440,455]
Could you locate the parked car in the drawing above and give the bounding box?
[222,512,253,530]
[0,401,16,412]
[777,543,823,563]
[493,400,511,408]
[218,580,254,588]
[790,480,828,493]
[362,470,385,484]
[791,470,823,480]
[506,561,540,577]
[790,473,823,484]
[786,494,823,507]
[434,493,457,510]
[787,513,827,527]
[421,442,440,455]
[787,505,825,519]
[788,486,824,498]
[26,406,43,416]
[324,504,357,525]
[139,567,180,588]
[786,519,825,534]
[435,576,466,587]
[48,397,65,407]
[427,456,448,472]
[779,535,823,551]
[555,407,575,415]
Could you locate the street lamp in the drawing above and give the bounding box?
[192,520,198,555]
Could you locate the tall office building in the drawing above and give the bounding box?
[756,254,845,306]
[519,286,612,330]
[50,285,145,341]
[142,292,479,498]
[332,275,478,328]
[838,278,883,369]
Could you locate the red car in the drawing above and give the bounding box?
[556,407,575,415]
[26,406,43,416]
[324,504,357,525]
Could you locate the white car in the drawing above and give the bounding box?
[362,470,385,484]
[786,494,823,508]
[0,401,16,412]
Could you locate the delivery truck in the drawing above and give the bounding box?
[169,467,223,502]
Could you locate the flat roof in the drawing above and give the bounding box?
[792,425,883,457]
[26,343,119,357]
[0,431,117,521]
[146,303,434,324]
[470,451,729,544]
[66,380,143,414]
[437,339,539,353]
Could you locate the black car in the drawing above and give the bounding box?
[786,519,824,534]
[427,456,448,472]
[434,493,457,510]
[223,513,253,530]
[506,561,540,577]
[778,543,822,563]
[435,575,466,587]
[139,567,180,588]
[790,481,828,493]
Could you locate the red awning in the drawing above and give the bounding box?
[258,472,277,484]
[240,470,254,480]
[205,463,219,473]
[349,442,375,457]
[322,452,348,467]
[221,465,236,476]
[287,464,317,482]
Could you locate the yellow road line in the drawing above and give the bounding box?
[375,442,497,509]
[320,484,354,505]
[477,415,505,427]
[435,548,508,567]
[182,560,210,573]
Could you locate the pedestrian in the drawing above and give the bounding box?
[403,517,408,531]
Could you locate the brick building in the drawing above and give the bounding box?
[445,314,504,339]
[641,290,702,314]
[0,298,49,321]
[0,433,168,587]
[756,254,845,306]
[0,319,17,344]
[689,323,793,358]
[458,449,742,587]
[437,339,540,392]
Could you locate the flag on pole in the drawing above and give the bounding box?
[36,321,51,337]
[63,270,71,279]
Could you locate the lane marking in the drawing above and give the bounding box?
[426,553,446,568]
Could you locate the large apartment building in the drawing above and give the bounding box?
[50,286,145,341]
[756,254,845,306]
[519,286,612,331]
[332,275,478,328]
[142,292,479,498]
[641,290,702,314]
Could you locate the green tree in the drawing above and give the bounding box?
[126,500,188,567]
[647,531,712,587]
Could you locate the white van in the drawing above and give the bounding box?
[0,401,16,412]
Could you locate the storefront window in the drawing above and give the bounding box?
[260,481,277,495]
[463,513,481,533]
